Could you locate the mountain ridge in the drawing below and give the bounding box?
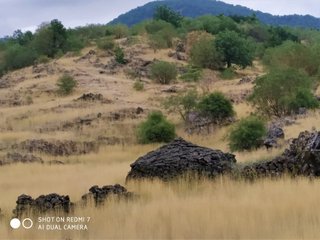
[109,0,320,29]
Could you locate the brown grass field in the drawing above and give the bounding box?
[0,41,320,239]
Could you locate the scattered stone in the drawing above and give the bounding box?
[76,93,112,103]
[243,130,320,178]
[162,86,179,93]
[126,138,236,181]
[17,139,98,156]
[81,184,133,206]
[263,123,285,149]
[14,194,72,217]
[238,76,255,85]
[47,160,65,165]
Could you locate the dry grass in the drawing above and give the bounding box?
[1,41,320,239]
[1,171,320,239]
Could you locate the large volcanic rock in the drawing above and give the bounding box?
[243,131,320,178]
[126,138,236,181]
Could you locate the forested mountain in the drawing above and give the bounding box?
[110,0,320,29]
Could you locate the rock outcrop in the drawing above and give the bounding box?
[243,131,320,178]
[81,184,133,206]
[17,139,98,156]
[126,138,236,181]
[0,152,43,165]
[14,194,72,217]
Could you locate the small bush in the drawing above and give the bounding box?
[114,47,126,64]
[229,116,267,152]
[137,111,176,144]
[220,68,237,80]
[190,37,223,70]
[105,24,129,39]
[180,66,202,82]
[57,74,77,95]
[151,61,177,84]
[164,89,199,122]
[97,38,115,51]
[198,92,234,123]
[133,81,144,91]
[37,55,50,64]
[288,89,319,112]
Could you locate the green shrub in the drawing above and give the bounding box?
[114,47,126,64]
[37,55,50,64]
[190,37,223,70]
[180,66,202,82]
[229,116,267,152]
[4,44,38,70]
[57,74,77,95]
[198,92,234,123]
[249,68,316,117]
[164,89,199,122]
[97,38,115,51]
[288,89,319,112]
[220,68,237,80]
[137,111,176,144]
[105,24,129,39]
[133,81,144,91]
[151,61,177,84]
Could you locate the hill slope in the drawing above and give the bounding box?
[110,0,320,29]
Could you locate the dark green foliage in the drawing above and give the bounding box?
[164,89,199,122]
[57,74,77,95]
[114,47,126,64]
[267,27,298,47]
[190,37,223,70]
[150,61,177,84]
[249,68,316,117]
[215,30,254,68]
[198,92,234,123]
[180,66,202,82]
[137,111,176,144]
[4,44,37,70]
[229,116,266,152]
[288,89,319,112]
[153,5,183,27]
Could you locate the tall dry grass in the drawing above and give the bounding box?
[1,176,320,239]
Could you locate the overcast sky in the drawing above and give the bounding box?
[1,0,319,37]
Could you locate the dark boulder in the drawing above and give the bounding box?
[126,138,236,181]
[14,193,73,217]
[81,184,133,206]
[243,130,320,178]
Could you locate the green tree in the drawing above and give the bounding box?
[229,116,266,152]
[198,92,234,123]
[215,30,254,68]
[137,111,176,144]
[164,89,199,122]
[190,37,223,70]
[249,68,317,117]
[154,5,183,27]
[114,47,126,64]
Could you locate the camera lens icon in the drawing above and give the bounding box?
[10,218,21,229]
[10,218,33,230]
